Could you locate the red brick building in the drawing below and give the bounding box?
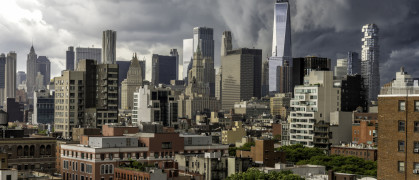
[352,112,378,146]
[330,145,377,161]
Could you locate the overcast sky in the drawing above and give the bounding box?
[0,0,418,84]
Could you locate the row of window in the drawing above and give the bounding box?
[100,164,114,175]
[398,161,419,172]
[398,141,419,152]
[398,100,419,111]
[397,121,419,132]
[63,160,93,174]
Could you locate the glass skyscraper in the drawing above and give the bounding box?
[269,0,292,93]
[361,24,380,102]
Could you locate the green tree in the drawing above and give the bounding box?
[227,168,304,180]
[277,144,325,163]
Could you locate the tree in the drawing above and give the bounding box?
[227,168,304,180]
[277,144,325,163]
[297,155,377,177]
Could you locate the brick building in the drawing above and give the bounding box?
[236,139,285,167]
[114,167,167,180]
[330,145,377,161]
[60,136,147,180]
[0,137,56,173]
[102,124,139,136]
[377,68,419,180]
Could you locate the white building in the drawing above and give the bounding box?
[334,58,348,79]
[132,85,178,127]
[289,71,340,147]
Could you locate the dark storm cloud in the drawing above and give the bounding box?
[0,0,417,84]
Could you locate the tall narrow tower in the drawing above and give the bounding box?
[268,0,292,93]
[361,24,379,103]
[66,46,75,70]
[102,30,117,64]
[5,52,17,99]
[26,45,38,98]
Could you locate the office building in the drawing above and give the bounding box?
[221,48,262,109]
[75,47,101,66]
[33,90,54,124]
[102,30,117,64]
[53,71,85,138]
[289,71,340,147]
[269,0,292,93]
[361,24,380,103]
[66,46,75,70]
[5,52,17,100]
[16,71,26,87]
[26,45,38,99]
[37,56,51,87]
[292,57,331,89]
[121,53,144,110]
[334,58,348,79]
[347,51,360,75]
[132,85,178,127]
[377,67,419,180]
[178,51,220,120]
[170,49,180,80]
[152,53,177,85]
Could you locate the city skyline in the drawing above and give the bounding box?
[0,0,417,85]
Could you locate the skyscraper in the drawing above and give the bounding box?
[102,30,117,64]
[347,51,360,75]
[178,50,220,119]
[361,24,380,103]
[221,48,262,110]
[221,31,232,56]
[121,53,144,110]
[5,52,16,100]
[152,53,177,85]
[66,46,75,70]
[193,27,215,97]
[37,56,51,87]
[27,45,38,98]
[269,0,292,93]
[182,38,193,80]
[75,47,101,66]
[170,49,180,80]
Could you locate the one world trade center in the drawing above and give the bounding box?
[268,0,292,93]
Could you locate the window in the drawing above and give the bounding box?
[399,121,406,132]
[414,142,419,153]
[414,162,419,170]
[415,101,419,111]
[398,161,405,172]
[399,101,406,111]
[399,141,405,152]
[7,175,11,180]
[86,164,93,174]
[162,142,172,149]
[415,122,419,132]
[81,163,85,172]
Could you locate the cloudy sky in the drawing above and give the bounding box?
[0,0,418,84]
